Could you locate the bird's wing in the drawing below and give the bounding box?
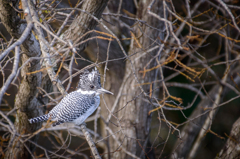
[53,91,94,124]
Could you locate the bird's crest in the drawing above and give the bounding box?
[77,67,101,89]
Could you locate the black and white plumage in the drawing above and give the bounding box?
[29,68,113,126]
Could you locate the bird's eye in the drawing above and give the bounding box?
[90,85,94,89]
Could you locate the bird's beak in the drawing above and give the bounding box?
[97,88,113,95]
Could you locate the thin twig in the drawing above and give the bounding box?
[0,46,20,104]
[0,22,32,61]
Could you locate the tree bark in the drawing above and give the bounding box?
[113,1,164,158]
[171,66,240,159]
[218,117,240,159]
[86,1,165,158]
[64,0,109,52]
[90,0,165,158]
[0,0,45,158]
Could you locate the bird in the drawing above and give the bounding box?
[29,67,113,127]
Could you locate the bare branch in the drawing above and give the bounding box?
[0,23,33,61]
[0,46,20,104]
[80,123,101,159]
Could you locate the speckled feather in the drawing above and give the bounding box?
[49,91,99,126]
[28,68,103,126]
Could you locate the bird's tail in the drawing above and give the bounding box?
[29,114,49,124]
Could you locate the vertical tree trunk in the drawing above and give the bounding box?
[4,55,42,159]
[218,117,240,158]
[93,1,165,158]
[114,2,164,158]
[0,1,46,158]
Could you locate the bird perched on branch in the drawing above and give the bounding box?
[29,68,113,126]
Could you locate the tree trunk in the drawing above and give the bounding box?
[0,1,47,158]
[113,1,164,158]
[64,0,109,52]
[218,117,240,158]
[171,85,222,159]
[87,1,165,158]
[171,66,240,159]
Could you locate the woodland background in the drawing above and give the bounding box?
[0,0,240,158]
